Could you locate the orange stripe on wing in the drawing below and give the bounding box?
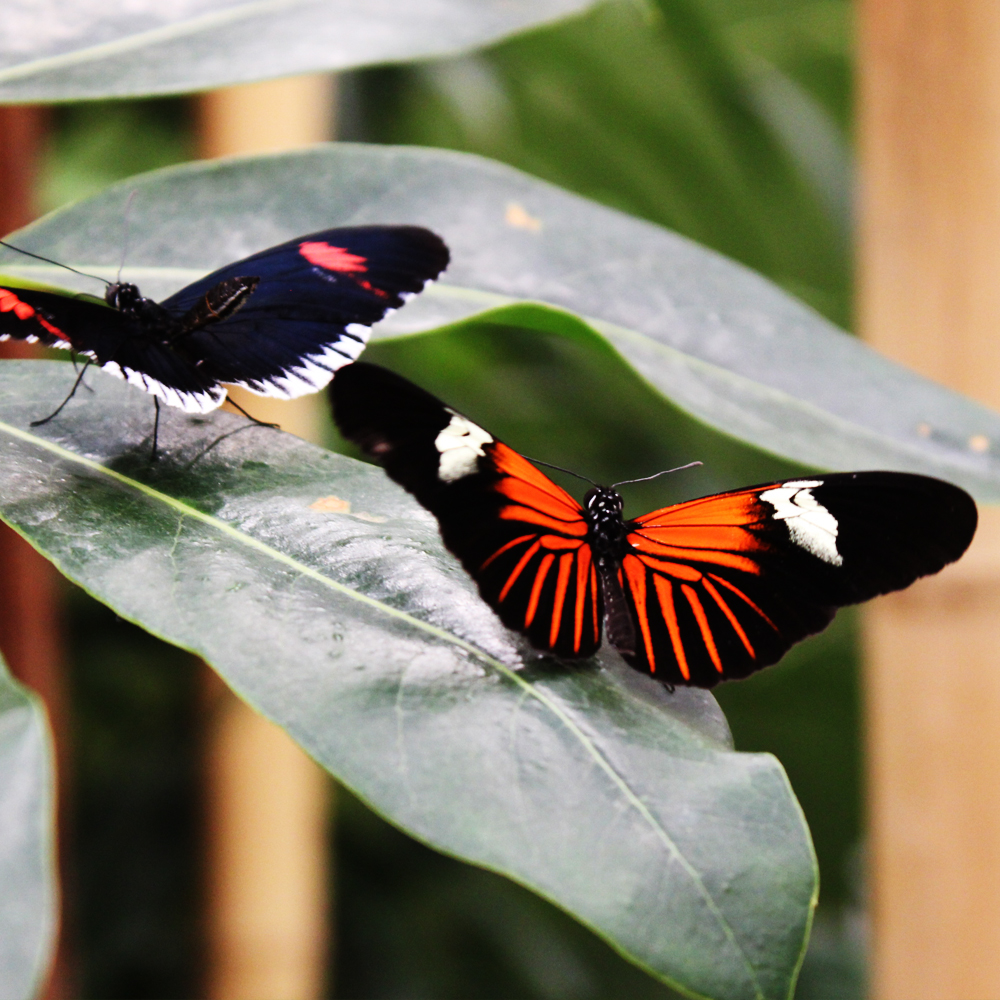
[633,491,763,528]
[495,477,583,522]
[540,535,585,551]
[480,533,536,572]
[702,577,756,658]
[490,442,582,513]
[550,553,574,647]
[623,554,656,673]
[499,540,542,602]
[573,546,592,653]
[500,504,589,536]
[681,584,723,674]
[708,574,778,631]
[525,553,555,627]
[628,532,763,574]
[652,575,689,681]
[636,553,702,582]
[631,524,765,554]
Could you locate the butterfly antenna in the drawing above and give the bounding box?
[117,190,138,286]
[521,455,598,487]
[0,239,110,287]
[612,460,703,489]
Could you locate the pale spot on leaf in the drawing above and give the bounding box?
[310,495,351,513]
[505,202,542,232]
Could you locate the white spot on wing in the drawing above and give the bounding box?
[435,410,493,482]
[759,480,843,566]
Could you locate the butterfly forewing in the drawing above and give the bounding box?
[472,443,601,657]
[332,363,602,657]
[163,226,450,400]
[617,474,977,685]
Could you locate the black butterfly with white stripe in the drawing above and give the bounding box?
[0,226,449,414]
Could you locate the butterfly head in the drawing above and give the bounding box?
[105,282,143,313]
[585,485,623,518]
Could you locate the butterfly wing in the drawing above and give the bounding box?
[332,362,602,656]
[619,473,977,686]
[162,226,449,399]
[0,284,223,412]
[1,285,115,350]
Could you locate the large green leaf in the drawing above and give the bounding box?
[0,0,599,103]
[2,144,999,501]
[0,653,55,1000]
[0,361,815,1000]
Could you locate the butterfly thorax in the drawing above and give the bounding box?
[105,282,179,335]
[584,486,628,561]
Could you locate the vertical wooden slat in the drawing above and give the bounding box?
[858,4,1000,997]
[196,75,335,1000]
[204,685,330,1000]
[0,104,74,1000]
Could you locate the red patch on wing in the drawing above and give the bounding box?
[299,241,369,274]
[0,288,70,341]
[0,288,36,321]
[356,278,389,299]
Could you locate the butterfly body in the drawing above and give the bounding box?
[332,362,977,688]
[0,226,449,415]
[582,486,637,656]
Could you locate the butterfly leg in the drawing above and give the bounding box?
[223,394,280,430]
[70,352,95,393]
[31,360,93,426]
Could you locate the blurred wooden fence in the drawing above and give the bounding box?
[859,2,1000,996]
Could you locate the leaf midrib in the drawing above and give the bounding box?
[0,412,763,999]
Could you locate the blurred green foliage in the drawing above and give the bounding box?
[346,0,852,327]
[38,99,193,214]
[46,0,863,996]
[65,587,202,999]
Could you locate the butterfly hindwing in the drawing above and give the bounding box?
[619,474,977,685]
[331,363,602,656]
[162,226,450,400]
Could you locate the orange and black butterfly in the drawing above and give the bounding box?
[331,362,977,688]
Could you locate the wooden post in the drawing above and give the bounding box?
[203,678,330,1000]
[0,104,74,1000]
[196,75,335,1000]
[858,4,1000,997]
